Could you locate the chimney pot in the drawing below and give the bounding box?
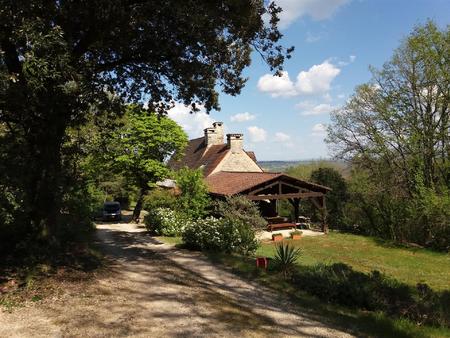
[226,133,243,153]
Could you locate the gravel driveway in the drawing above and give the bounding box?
[0,222,355,337]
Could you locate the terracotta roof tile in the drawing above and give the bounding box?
[205,172,282,195]
[205,171,331,196]
[168,137,206,171]
[169,137,260,176]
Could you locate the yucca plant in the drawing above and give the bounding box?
[273,243,302,278]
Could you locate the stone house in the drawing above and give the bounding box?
[169,122,330,231]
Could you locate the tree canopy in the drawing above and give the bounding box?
[327,21,449,195]
[0,1,291,247]
[113,106,187,220]
[327,21,450,249]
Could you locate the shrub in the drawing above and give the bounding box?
[292,263,450,327]
[143,189,177,212]
[176,168,210,219]
[182,217,257,255]
[144,207,191,236]
[213,195,267,230]
[273,243,301,278]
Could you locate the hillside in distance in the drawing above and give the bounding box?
[259,160,350,178]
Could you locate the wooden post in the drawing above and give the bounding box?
[310,195,328,234]
[320,196,328,234]
[294,198,300,223]
[288,198,300,223]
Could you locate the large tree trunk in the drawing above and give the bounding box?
[132,187,147,223]
[26,117,66,246]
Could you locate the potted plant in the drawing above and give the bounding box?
[290,230,302,240]
[272,233,283,241]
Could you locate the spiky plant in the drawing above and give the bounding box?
[273,243,302,278]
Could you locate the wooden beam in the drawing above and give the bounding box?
[280,181,304,192]
[247,192,323,200]
[248,181,279,195]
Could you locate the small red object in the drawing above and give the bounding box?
[256,257,268,269]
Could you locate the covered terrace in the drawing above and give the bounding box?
[205,171,331,233]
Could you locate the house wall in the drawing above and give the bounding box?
[209,151,262,175]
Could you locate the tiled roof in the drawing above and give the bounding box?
[168,138,259,176]
[205,171,282,195]
[205,171,330,196]
[168,137,206,171]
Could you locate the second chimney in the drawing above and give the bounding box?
[204,121,224,147]
[227,133,243,153]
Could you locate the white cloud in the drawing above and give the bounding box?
[305,31,324,43]
[273,0,350,29]
[257,60,340,98]
[167,102,214,139]
[257,71,297,98]
[296,61,341,95]
[337,54,357,67]
[247,126,267,143]
[311,123,327,137]
[274,132,291,142]
[297,102,336,116]
[230,112,256,122]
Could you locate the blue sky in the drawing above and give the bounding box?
[168,0,450,161]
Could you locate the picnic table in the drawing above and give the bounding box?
[267,222,297,232]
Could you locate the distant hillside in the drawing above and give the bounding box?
[259,160,350,178]
[258,160,306,172]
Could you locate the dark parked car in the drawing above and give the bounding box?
[102,201,122,221]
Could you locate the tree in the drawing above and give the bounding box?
[175,168,210,220]
[310,168,348,229]
[114,106,187,221]
[327,21,449,195]
[0,1,292,245]
[327,21,450,248]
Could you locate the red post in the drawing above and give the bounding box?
[256,257,268,269]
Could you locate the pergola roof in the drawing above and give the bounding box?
[205,171,331,197]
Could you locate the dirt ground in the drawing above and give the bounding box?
[0,222,355,337]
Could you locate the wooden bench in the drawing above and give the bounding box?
[267,222,297,232]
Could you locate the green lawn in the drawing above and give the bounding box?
[207,253,449,338]
[256,232,450,291]
[157,232,450,337]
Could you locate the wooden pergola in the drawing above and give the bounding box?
[205,172,331,232]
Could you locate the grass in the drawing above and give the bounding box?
[157,233,450,337]
[256,232,450,291]
[208,252,450,338]
[155,236,183,245]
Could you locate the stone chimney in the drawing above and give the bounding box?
[227,133,243,153]
[213,122,224,143]
[204,122,224,147]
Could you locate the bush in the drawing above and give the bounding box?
[144,207,191,236]
[213,195,267,230]
[176,168,210,219]
[292,263,450,327]
[143,189,178,212]
[182,217,257,255]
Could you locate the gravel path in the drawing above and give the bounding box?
[0,222,355,337]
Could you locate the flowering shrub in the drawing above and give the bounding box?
[182,217,257,255]
[144,207,191,236]
[213,195,267,230]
